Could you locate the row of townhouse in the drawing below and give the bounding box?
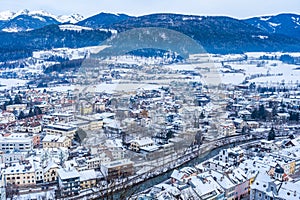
[1,159,59,187]
[1,160,99,198]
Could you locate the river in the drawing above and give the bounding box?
[112,141,241,199]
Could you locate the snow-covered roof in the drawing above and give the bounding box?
[44,161,59,173]
[189,175,223,198]
[130,137,154,146]
[140,145,160,152]
[43,134,67,143]
[57,167,80,180]
[79,169,97,182]
[201,170,235,189]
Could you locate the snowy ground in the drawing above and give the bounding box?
[0,78,28,90]
[2,51,300,92]
[229,61,300,85]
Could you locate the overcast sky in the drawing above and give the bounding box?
[1,0,300,18]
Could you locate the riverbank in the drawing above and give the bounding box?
[61,134,260,200]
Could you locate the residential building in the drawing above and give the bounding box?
[2,161,36,187]
[100,159,134,180]
[57,168,80,197]
[43,123,77,138]
[6,104,27,112]
[250,170,300,200]
[219,121,236,136]
[129,137,158,152]
[218,147,244,166]
[43,162,60,183]
[42,135,72,148]
[79,169,97,189]
[0,150,25,164]
[0,136,32,152]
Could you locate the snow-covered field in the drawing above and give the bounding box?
[166,54,300,85]
[0,78,28,90]
[1,51,300,92]
[229,61,300,85]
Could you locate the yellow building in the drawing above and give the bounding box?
[79,169,97,189]
[43,162,60,183]
[281,160,296,175]
[2,163,36,186]
[290,160,296,175]
[129,137,156,152]
[42,135,72,148]
[75,115,104,131]
[80,105,93,115]
[43,123,77,138]
[248,175,256,193]
[89,119,103,130]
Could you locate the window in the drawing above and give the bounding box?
[259,193,262,197]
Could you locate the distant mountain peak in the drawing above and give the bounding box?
[0,9,85,32]
[57,13,84,24]
[0,10,15,21]
[76,12,133,28]
[244,13,300,39]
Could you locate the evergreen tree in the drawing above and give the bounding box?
[14,94,22,104]
[242,126,248,135]
[166,130,173,140]
[200,111,205,119]
[258,105,266,120]
[268,127,276,141]
[18,111,25,120]
[251,108,258,119]
[28,108,34,117]
[34,106,42,115]
[8,97,13,105]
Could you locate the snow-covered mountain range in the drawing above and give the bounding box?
[0,9,84,32]
[0,9,299,60]
[1,9,299,42]
[244,13,300,40]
